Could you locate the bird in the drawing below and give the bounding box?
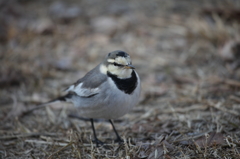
[43,50,141,147]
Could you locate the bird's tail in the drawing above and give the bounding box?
[23,93,73,116]
[39,93,73,106]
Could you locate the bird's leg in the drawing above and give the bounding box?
[90,118,104,147]
[109,119,124,143]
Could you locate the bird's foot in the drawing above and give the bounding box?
[92,139,105,147]
[115,137,124,144]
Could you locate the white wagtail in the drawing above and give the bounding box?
[43,50,141,146]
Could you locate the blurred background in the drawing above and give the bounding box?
[1,0,240,158]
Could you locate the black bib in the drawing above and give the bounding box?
[107,71,138,94]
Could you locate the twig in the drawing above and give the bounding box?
[25,140,70,147]
[207,102,240,116]
[210,76,240,87]
[25,139,119,147]
[174,130,212,143]
[224,79,240,87]
[0,132,62,140]
[229,95,240,103]
[47,142,73,159]
[161,105,208,114]
[166,97,240,116]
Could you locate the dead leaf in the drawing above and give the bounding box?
[194,132,226,147]
[147,147,164,159]
[218,40,239,61]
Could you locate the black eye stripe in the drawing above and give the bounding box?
[113,62,124,67]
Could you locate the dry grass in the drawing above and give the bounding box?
[1,0,240,158]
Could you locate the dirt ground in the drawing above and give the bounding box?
[1,0,240,158]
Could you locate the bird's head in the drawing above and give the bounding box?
[100,50,135,79]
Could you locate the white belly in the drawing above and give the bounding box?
[72,75,141,119]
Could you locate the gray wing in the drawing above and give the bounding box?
[65,65,107,97]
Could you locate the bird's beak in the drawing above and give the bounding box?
[124,64,135,69]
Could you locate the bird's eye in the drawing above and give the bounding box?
[113,62,123,67]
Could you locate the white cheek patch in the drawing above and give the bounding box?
[107,64,132,79]
[107,64,118,73]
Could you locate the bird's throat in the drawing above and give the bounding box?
[107,71,138,94]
